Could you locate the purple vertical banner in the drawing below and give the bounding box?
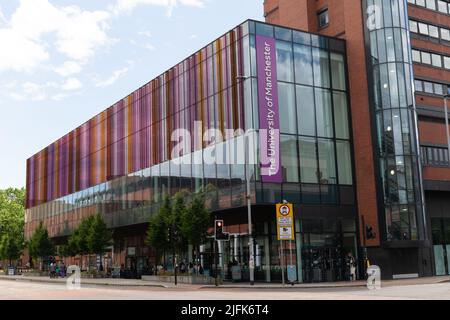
[256,35,282,183]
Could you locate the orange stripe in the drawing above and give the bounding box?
[216,39,225,135]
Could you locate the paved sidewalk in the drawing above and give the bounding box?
[1,274,450,290]
[199,275,450,289]
[0,274,174,288]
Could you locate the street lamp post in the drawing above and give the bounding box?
[444,93,450,166]
[237,75,255,286]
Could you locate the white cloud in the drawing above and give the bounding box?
[8,81,56,101]
[53,61,83,77]
[4,79,80,101]
[94,67,129,87]
[0,6,7,26]
[144,44,156,51]
[138,31,152,38]
[112,0,205,17]
[0,28,49,73]
[51,93,69,101]
[0,0,112,73]
[61,78,82,91]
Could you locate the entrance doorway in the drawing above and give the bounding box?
[300,232,347,283]
[432,218,450,276]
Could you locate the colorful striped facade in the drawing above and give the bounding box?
[26,24,248,210]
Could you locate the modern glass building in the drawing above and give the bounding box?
[25,20,357,283]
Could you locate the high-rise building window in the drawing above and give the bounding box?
[317,9,329,29]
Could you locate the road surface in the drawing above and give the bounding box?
[1,279,450,300]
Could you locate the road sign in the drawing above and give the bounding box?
[276,203,295,241]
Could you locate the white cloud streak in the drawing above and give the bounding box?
[61,78,83,91]
[94,67,129,87]
[53,61,83,77]
[112,0,205,17]
[0,0,112,73]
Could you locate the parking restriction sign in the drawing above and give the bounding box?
[276,203,295,241]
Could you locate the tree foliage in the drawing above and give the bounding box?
[67,214,112,256]
[28,222,55,260]
[0,188,25,265]
[0,188,25,239]
[146,191,211,265]
[87,214,112,254]
[146,196,172,256]
[181,192,211,249]
[0,233,22,264]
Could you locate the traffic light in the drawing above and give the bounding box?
[366,225,376,240]
[215,220,229,241]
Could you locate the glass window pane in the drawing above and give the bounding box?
[429,25,439,38]
[330,52,346,90]
[418,22,429,35]
[424,81,434,93]
[296,85,316,136]
[333,91,350,139]
[313,48,330,88]
[281,135,299,183]
[315,88,334,138]
[293,44,313,85]
[318,139,337,184]
[412,49,421,62]
[299,137,318,184]
[278,82,297,134]
[276,41,294,82]
[336,141,353,185]
[441,28,450,41]
[409,20,418,33]
[421,52,431,64]
[432,54,442,67]
[438,1,448,13]
[414,80,423,92]
[444,56,450,69]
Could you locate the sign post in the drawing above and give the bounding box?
[276,203,296,284]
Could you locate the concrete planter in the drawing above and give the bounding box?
[142,275,222,285]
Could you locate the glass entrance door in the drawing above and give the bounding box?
[432,218,450,276]
[434,245,447,276]
[300,233,347,283]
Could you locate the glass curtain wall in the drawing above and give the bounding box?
[25,21,355,245]
[363,0,425,241]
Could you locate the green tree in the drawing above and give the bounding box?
[170,192,187,254]
[0,188,26,268]
[0,188,25,239]
[67,215,95,256]
[146,196,172,267]
[181,192,211,267]
[0,233,22,266]
[86,214,112,256]
[28,222,54,270]
[66,214,112,270]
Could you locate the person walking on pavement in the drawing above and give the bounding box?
[346,252,356,281]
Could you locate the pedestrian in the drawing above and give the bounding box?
[60,262,66,278]
[346,252,356,281]
[180,261,187,273]
[55,262,60,278]
[49,262,55,278]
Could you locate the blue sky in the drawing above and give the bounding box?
[0,0,263,189]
